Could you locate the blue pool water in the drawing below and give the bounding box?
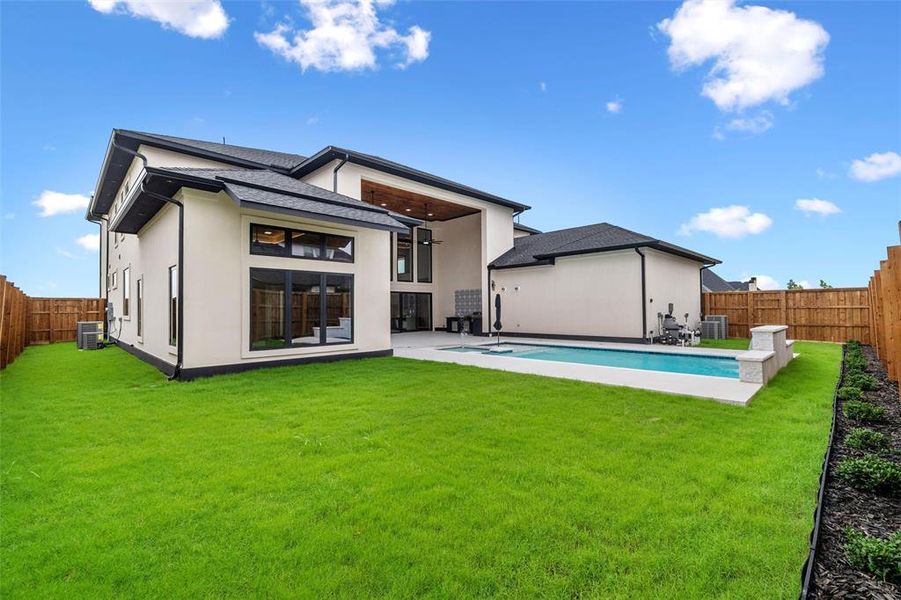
[443,343,740,379]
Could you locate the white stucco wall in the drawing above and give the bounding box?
[643,248,703,337]
[106,203,179,366]
[180,189,391,369]
[431,212,482,322]
[490,250,643,339]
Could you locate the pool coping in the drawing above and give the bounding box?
[394,336,762,405]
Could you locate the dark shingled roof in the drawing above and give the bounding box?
[156,168,408,232]
[119,130,307,171]
[702,269,737,292]
[490,222,718,268]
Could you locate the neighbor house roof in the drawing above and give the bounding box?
[701,269,737,292]
[291,146,531,213]
[110,167,409,234]
[490,222,719,269]
[513,222,542,234]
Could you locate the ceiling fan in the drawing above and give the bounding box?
[419,202,443,245]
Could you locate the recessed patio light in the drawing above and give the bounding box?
[405,208,411,212]
[427,213,433,217]
[380,203,387,207]
[263,230,273,235]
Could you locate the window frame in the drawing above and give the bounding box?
[122,267,131,318]
[136,277,144,341]
[416,228,432,283]
[168,265,178,348]
[395,227,414,282]
[249,223,354,263]
[249,267,354,352]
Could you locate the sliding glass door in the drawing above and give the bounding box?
[390,292,431,332]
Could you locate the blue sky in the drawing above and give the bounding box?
[1,0,899,296]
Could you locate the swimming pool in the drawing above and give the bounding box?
[442,343,740,379]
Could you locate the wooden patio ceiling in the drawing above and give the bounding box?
[361,180,479,222]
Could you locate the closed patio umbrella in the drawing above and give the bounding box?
[493,293,502,346]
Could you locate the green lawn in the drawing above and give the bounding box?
[1,341,838,598]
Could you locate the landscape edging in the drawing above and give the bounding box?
[798,344,846,599]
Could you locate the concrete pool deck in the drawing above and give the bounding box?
[392,332,763,405]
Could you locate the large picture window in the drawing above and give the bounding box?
[250,224,353,263]
[250,268,353,351]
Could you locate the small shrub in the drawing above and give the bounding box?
[836,455,901,496]
[843,400,886,423]
[846,340,862,351]
[845,354,868,373]
[844,528,901,582]
[845,428,889,453]
[846,372,879,391]
[837,386,863,402]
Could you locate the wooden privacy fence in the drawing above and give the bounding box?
[0,275,105,369]
[867,222,900,390]
[0,276,30,369]
[703,288,871,343]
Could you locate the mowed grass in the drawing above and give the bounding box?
[2,341,838,598]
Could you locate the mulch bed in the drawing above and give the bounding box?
[809,346,901,599]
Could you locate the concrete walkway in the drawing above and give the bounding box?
[392,332,762,405]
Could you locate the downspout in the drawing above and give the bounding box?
[332,153,349,193]
[635,248,647,342]
[699,265,708,321]
[110,140,185,380]
[86,207,109,336]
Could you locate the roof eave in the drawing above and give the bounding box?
[292,147,532,213]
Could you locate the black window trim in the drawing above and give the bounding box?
[168,265,177,348]
[416,228,432,283]
[122,266,131,317]
[136,276,144,339]
[396,227,414,282]
[249,223,354,263]
[249,267,354,352]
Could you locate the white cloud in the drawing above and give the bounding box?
[750,275,780,290]
[88,0,229,39]
[679,205,773,239]
[657,0,829,111]
[849,151,901,182]
[725,110,773,134]
[606,98,623,114]
[33,191,90,217]
[539,81,547,93]
[255,0,431,72]
[816,167,837,180]
[795,198,841,217]
[76,234,101,252]
[798,280,811,289]
[56,247,81,260]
